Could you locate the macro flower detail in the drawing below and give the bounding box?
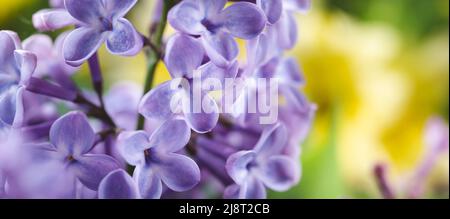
[32,0,143,66]
[33,111,120,191]
[140,33,237,133]
[224,123,299,199]
[118,119,201,199]
[62,0,143,66]
[168,0,266,67]
[0,31,37,128]
[0,0,323,200]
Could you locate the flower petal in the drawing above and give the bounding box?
[275,57,304,85]
[32,9,78,32]
[182,92,219,133]
[49,111,95,157]
[201,32,239,68]
[254,123,288,158]
[134,165,162,199]
[104,0,137,19]
[0,31,20,74]
[0,86,24,127]
[275,12,297,49]
[106,18,143,56]
[195,0,227,17]
[149,119,191,153]
[168,1,205,35]
[117,131,149,166]
[164,34,204,78]
[71,154,120,191]
[255,155,299,191]
[63,27,107,67]
[156,153,201,192]
[98,169,139,199]
[247,33,273,70]
[257,0,283,24]
[139,80,182,122]
[14,50,37,85]
[226,151,256,185]
[64,0,104,25]
[0,30,21,49]
[221,2,267,39]
[54,31,79,75]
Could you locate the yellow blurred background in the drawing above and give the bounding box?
[1,0,448,198]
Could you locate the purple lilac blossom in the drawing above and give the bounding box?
[31,111,120,191]
[224,123,299,199]
[33,0,143,66]
[118,119,201,199]
[63,0,143,66]
[168,0,267,67]
[0,0,317,199]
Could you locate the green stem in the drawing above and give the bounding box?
[136,0,177,130]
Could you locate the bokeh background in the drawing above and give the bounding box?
[1,0,448,198]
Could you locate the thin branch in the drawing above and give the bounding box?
[374,164,396,199]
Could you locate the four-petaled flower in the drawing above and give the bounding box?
[118,119,200,199]
[169,0,267,67]
[33,0,143,66]
[34,111,120,191]
[62,0,143,66]
[0,31,37,129]
[224,123,300,199]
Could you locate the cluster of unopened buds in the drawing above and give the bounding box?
[0,0,315,199]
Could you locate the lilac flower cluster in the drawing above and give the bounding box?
[0,0,314,199]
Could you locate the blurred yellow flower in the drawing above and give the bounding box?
[293,8,448,196]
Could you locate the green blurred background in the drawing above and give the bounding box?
[1,0,448,198]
